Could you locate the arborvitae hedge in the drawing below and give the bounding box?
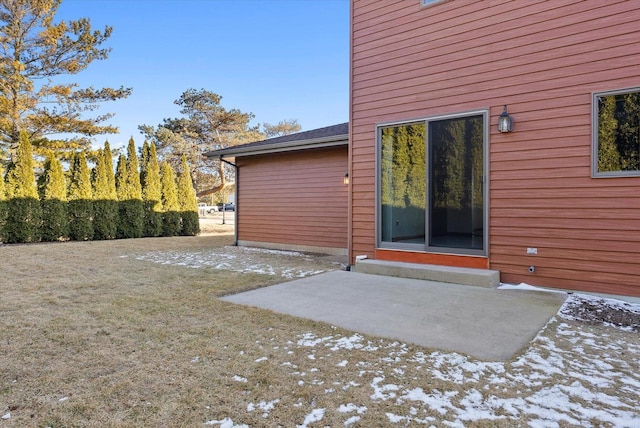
[0,163,7,242]
[126,137,143,200]
[160,161,181,237]
[115,153,128,197]
[39,155,68,241]
[92,143,118,240]
[67,151,94,241]
[0,138,202,244]
[103,141,118,200]
[140,140,149,186]
[113,140,144,239]
[3,131,41,243]
[177,155,200,236]
[141,142,163,237]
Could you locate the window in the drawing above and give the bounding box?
[593,88,640,177]
[421,0,443,5]
[377,111,487,255]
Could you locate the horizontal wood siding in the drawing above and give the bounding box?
[351,0,640,296]
[237,147,348,252]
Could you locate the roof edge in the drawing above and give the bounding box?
[205,133,349,158]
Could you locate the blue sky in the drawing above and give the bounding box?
[55,0,349,149]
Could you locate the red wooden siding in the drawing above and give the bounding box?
[237,147,348,254]
[350,0,640,296]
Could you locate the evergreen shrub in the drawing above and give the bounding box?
[3,131,41,243]
[4,198,41,243]
[117,199,144,239]
[141,142,163,237]
[92,144,118,240]
[160,162,181,237]
[67,151,94,241]
[0,164,6,242]
[115,140,144,239]
[39,155,68,241]
[177,156,200,236]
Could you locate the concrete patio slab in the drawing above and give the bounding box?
[221,270,567,361]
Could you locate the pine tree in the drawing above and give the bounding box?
[116,138,144,238]
[3,130,41,243]
[177,155,200,236]
[0,0,131,157]
[160,161,181,236]
[39,154,68,241]
[92,143,118,239]
[67,151,94,241]
[141,142,163,237]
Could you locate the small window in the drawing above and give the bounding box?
[421,0,443,6]
[593,88,640,177]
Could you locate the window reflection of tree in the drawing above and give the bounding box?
[430,116,483,211]
[380,116,484,249]
[429,116,483,248]
[380,123,426,243]
[598,92,640,173]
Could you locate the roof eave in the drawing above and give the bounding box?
[204,134,349,158]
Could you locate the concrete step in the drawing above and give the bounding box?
[354,259,500,288]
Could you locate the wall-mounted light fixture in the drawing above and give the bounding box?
[498,105,513,133]
[343,172,349,185]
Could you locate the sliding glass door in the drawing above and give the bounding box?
[378,111,487,255]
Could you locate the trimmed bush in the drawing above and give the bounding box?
[0,163,6,242]
[39,155,68,241]
[177,155,200,236]
[115,139,144,239]
[115,164,138,238]
[160,162,180,237]
[180,210,199,236]
[3,131,41,243]
[4,197,42,243]
[92,198,118,240]
[116,199,144,239]
[126,137,143,199]
[67,151,94,241]
[141,141,163,237]
[92,143,118,240]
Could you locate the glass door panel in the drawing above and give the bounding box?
[428,115,484,251]
[380,122,426,245]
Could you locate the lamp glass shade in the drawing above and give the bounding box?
[498,108,513,133]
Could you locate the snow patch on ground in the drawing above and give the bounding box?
[215,302,639,427]
[131,247,640,426]
[134,246,339,278]
[297,408,325,427]
[204,417,249,427]
[498,282,566,294]
[247,399,280,418]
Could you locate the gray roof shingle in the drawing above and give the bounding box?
[204,122,348,158]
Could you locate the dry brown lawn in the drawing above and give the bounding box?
[1,235,638,427]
